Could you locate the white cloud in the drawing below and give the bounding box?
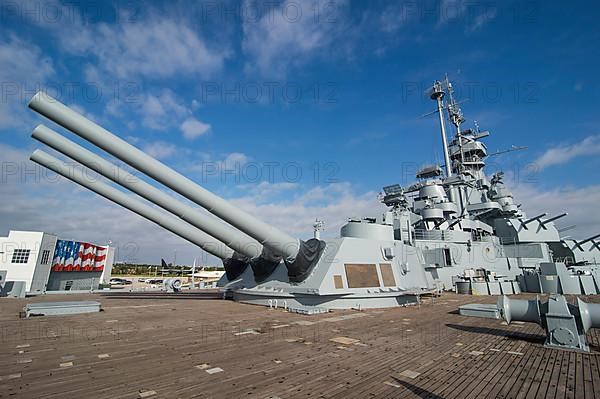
[435,0,496,33]
[141,141,178,160]
[7,3,224,139]
[230,182,384,238]
[509,181,600,240]
[534,135,600,169]
[183,151,250,177]
[68,103,97,123]
[132,91,213,141]
[180,117,211,140]
[465,13,490,34]
[180,152,253,187]
[223,152,249,168]
[242,0,350,77]
[240,181,299,198]
[0,33,55,130]
[370,0,498,36]
[0,34,54,83]
[57,17,228,80]
[379,4,410,33]
[139,90,189,130]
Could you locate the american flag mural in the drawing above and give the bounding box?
[51,240,108,272]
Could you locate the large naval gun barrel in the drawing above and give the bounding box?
[30,150,234,260]
[31,125,262,260]
[29,93,325,283]
[28,92,300,262]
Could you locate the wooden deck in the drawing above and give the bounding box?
[1,292,599,398]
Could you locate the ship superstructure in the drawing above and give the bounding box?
[381,76,562,289]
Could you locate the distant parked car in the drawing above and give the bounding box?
[110,278,132,285]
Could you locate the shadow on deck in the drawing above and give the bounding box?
[391,378,445,399]
[446,323,546,344]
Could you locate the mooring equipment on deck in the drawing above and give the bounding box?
[498,295,600,352]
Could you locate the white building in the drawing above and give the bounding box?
[0,230,114,294]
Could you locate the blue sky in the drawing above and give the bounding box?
[1,0,599,264]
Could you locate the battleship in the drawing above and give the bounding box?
[27,77,600,310]
[4,78,599,399]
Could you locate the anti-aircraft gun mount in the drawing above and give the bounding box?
[25,75,600,309]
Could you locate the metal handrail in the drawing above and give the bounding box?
[414,229,457,241]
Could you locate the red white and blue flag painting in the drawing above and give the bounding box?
[51,240,108,272]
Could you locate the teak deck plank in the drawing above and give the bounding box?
[1,292,599,399]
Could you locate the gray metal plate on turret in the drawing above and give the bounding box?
[580,275,598,294]
[540,275,560,294]
[560,275,582,295]
[500,281,514,295]
[471,282,489,295]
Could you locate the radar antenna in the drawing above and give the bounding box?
[444,74,466,167]
[313,219,325,240]
[429,80,452,177]
[380,184,408,209]
[487,145,528,157]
